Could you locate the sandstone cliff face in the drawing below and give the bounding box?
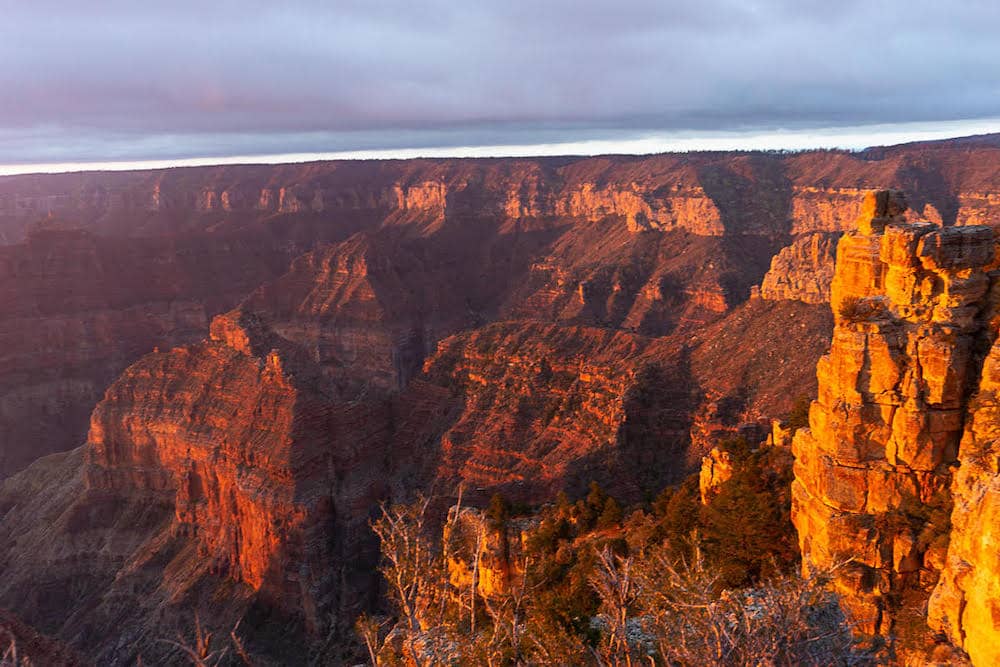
[83,318,393,633]
[0,228,295,479]
[501,223,784,336]
[759,232,840,304]
[789,187,871,234]
[86,335,332,603]
[928,336,1000,665]
[443,507,528,601]
[956,191,1000,227]
[552,182,724,234]
[6,138,1000,245]
[0,159,748,241]
[699,447,735,503]
[14,307,397,662]
[791,190,998,638]
[236,234,456,393]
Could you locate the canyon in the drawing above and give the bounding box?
[1,136,1000,663]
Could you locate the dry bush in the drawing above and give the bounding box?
[838,296,867,322]
[363,494,591,666]
[370,495,440,637]
[1,637,20,667]
[589,548,642,666]
[600,543,873,666]
[838,296,886,323]
[159,615,253,666]
[159,614,228,666]
[366,495,459,666]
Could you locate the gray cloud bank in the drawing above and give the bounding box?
[2,0,1000,164]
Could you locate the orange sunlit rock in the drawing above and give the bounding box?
[792,188,998,639]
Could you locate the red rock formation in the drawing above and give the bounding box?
[443,506,526,601]
[422,322,662,500]
[699,447,735,503]
[84,316,390,628]
[760,232,840,304]
[0,227,295,479]
[501,223,782,335]
[552,182,724,234]
[928,337,1000,665]
[791,190,998,639]
[235,231,479,392]
[420,297,833,505]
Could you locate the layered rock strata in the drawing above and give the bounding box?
[4,135,1000,245]
[759,232,840,304]
[422,322,674,502]
[791,190,998,638]
[0,227,294,478]
[928,337,1000,665]
[9,137,1000,479]
[84,310,391,631]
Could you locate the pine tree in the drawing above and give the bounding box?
[596,496,623,530]
[486,492,510,530]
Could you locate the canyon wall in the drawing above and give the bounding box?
[1,139,999,662]
[928,335,1000,665]
[0,163,796,480]
[0,161,737,241]
[84,309,394,631]
[422,322,695,502]
[2,138,1000,245]
[759,232,840,304]
[0,227,296,478]
[4,138,1000,480]
[791,190,999,646]
[0,195,841,663]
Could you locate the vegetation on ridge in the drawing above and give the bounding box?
[357,439,869,665]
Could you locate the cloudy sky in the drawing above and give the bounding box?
[2,0,1000,173]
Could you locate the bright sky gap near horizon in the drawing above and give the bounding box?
[2,1,1000,174]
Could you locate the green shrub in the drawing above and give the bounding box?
[595,497,623,530]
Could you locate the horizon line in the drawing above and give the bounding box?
[2,117,999,177]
